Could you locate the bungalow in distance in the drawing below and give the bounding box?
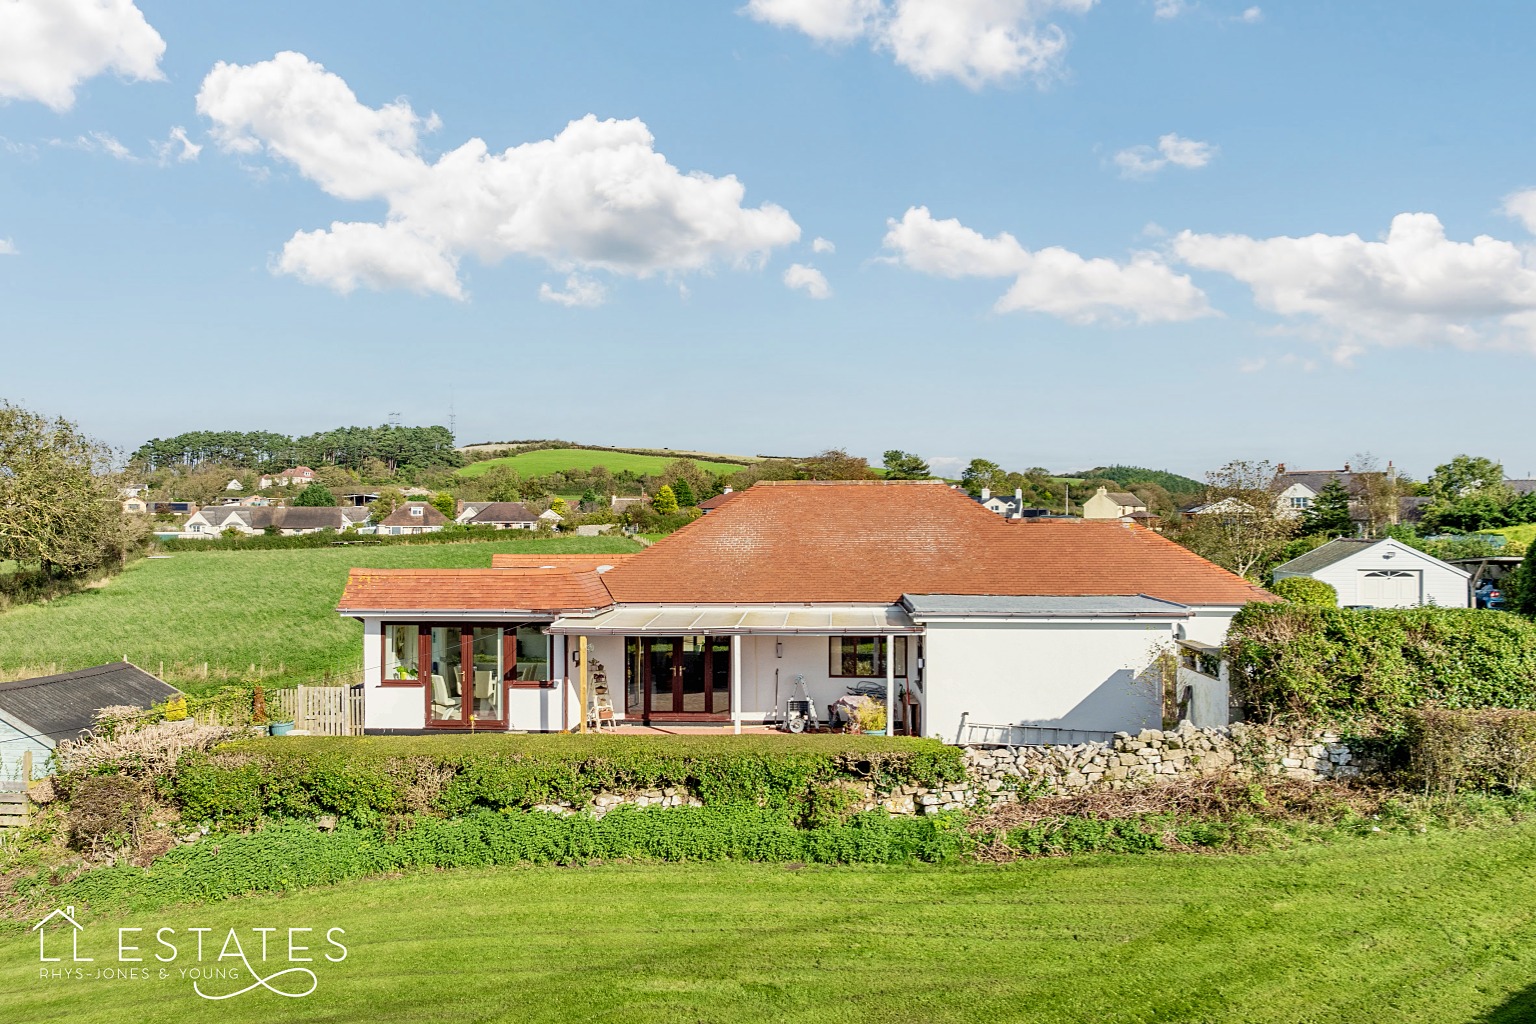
[336,481,1273,742]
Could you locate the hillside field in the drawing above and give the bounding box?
[3,824,1535,1022]
[0,537,638,691]
[458,447,748,479]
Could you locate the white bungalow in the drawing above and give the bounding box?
[339,482,1271,742]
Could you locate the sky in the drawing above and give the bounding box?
[4,1,1536,481]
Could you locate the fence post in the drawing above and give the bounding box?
[22,750,33,783]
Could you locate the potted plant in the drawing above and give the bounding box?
[253,685,293,736]
[854,701,888,737]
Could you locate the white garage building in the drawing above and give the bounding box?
[1270,538,1470,609]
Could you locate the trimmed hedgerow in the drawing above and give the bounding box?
[166,734,967,828]
[1225,603,1536,723]
[1270,577,1337,607]
[1405,708,1536,795]
[19,807,972,912]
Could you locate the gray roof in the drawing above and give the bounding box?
[1507,479,1536,496]
[1106,491,1143,506]
[1279,469,1356,495]
[463,501,536,524]
[0,663,179,744]
[1271,538,1384,575]
[901,594,1191,618]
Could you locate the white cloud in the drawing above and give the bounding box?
[812,236,836,254]
[153,126,202,164]
[1503,188,1536,234]
[0,0,165,112]
[884,205,1211,324]
[51,131,138,161]
[1153,0,1189,18]
[0,238,16,255]
[197,52,800,300]
[539,274,607,308]
[1113,133,1217,178]
[1239,6,1262,22]
[1172,212,1536,355]
[783,263,832,299]
[745,0,1097,89]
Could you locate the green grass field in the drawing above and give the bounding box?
[3,824,1534,1023]
[0,537,638,690]
[457,447,746,479]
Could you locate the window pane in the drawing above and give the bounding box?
[429,627,464,722]
[514,626,550,682]
[893,636,907,677]
[470,627,501,721]
[385,625,418,680]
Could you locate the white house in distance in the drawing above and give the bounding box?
[338,481,1272,742]
[182,506,366,537]
[1270,538,1470,609]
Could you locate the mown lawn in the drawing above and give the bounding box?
[0,537,637,691]
[458,447,746,479]
[3,825,1535,1022]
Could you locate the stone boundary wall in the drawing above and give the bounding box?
[510,723,1370,820]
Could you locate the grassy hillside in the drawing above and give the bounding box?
[1074,464,1204,495]
[4,825,1536,1022]
[458,447,747,479]
[0,537,638,692]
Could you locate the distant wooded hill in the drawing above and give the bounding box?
[1072,465,1204,497]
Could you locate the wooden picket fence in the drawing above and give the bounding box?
[266,685,365,736]
[0,778,28,835]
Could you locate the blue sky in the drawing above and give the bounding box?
[4,1,1536,480]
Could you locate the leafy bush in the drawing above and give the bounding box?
[167,734,967,828]
[1270,577,1337,607]
[64,775,148,854]
[1405,709,1536,794]
[23,807,971,911]
[1226,603,1536,723]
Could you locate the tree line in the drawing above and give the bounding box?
[130,425,463,475]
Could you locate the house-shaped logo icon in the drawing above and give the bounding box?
[33,905,91,963]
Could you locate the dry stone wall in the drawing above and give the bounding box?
[487,723,1370,820]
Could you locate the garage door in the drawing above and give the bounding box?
[1359,569,1421,608]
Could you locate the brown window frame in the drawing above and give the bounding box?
[828,636,908,679]
[380,622,425,687]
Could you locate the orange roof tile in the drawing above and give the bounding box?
[490,553,637,571]
[599,481,1272,607]
[337,568,612,614]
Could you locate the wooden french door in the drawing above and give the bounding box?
[637,636,731,719]
[423,625,510,729]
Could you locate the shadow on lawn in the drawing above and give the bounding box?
[1475,982,1536,1023]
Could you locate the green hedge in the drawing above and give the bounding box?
[20,807,971,911]
[1225,603,1536,722]
[1270,577,1337,607]
[1405,709,1536,794]
[166,734,967,828]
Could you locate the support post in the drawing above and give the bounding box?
[578,635,589,735]
[731,635,742,735]
[885,635,896,735]
[22,749,33,783]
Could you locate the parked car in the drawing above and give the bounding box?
[1475,581,1506,609]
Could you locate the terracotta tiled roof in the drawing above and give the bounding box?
[490,553,637,571]
[337,568,613,614]
[599,481,1272,607]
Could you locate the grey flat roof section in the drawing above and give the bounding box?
[902,594,1192,618]
[0,662,179,744]
[548,604,921,635]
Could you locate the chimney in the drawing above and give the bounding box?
[981,487,991,502]
[1015,487,1023,502]
[1344,462,1351,473]
[1277,463,1286,473]
[723,486,733,494]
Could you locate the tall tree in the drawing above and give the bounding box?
[671,478,696,507]
[1428,455,1505,500]
[652,485,679,515]
[0,402,137,574]
[1302,478,1353,536]
[960,459,1006,497]
[882,450,932,480]
[430,492,456,519]
[1173,459,1297,579]
[293,482,337,507]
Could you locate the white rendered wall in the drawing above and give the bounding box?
[1274,542,1469,608]
[920,620,1177,742]
[360,618,429,730]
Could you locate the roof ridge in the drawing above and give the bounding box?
[751,479,950,486]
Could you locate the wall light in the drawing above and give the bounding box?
[775,640,783,658]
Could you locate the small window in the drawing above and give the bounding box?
[829,636,908,678]
[410,506,423,517]
[190,523,202,533]
[385,625,420,680]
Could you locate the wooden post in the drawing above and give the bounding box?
[578,636,589,735]
[21,750,33,783]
